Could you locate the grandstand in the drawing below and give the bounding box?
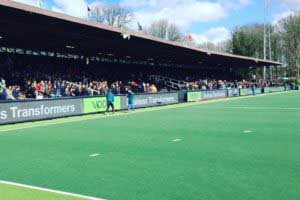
[0,1,299,200]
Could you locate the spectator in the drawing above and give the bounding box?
[127,89,135,112]
[12,86,21,99]
[149,84,158,93]
[106,89,115,114]
[6,86,14,100]
[64,86,71,97]
[0,78,7,100]
[81,85,89,96]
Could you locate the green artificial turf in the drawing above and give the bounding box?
[0,91,300,200]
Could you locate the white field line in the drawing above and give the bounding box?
[172,139,182,142]
[243,130,252,133]
[89,154,100,157]
[0,180,106,200]
[0,91,295,133]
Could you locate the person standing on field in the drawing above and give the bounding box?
[127,89,135,112]
[106,89,115,114]
[251,83,256,96]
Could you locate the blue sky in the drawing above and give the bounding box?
[13,0,299,44]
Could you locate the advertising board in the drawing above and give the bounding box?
[0,98,82,125]
[201,90,227,100]
[131,93,179,108]
[83,96,121,113]
[187,91,202,102]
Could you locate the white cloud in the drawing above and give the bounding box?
[219,0,252,9]
[191,27,231,44]
[280,0,300,10]
[272,0,300,25]
[121,0,253,32]
[272,10,295,24]
[51,0,90,18]
[122,0,227,30]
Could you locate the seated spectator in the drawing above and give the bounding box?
[0,78,7,100]
[12,86,21,99]
[35,82,42,96]
[81,85,90,96]
[145,83,150,93]
[149,84,158,93]
[6,86,15,100]
[26,83,36,99]
[64,87,71,97]
[36,91,44,100]
[71,85,76,96]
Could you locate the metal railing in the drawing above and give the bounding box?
[149,75,188,90]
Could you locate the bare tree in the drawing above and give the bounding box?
[167,23,182,41]
[145,19,183,41]
[89,4,134,28]
[89,5,104,23]
[146,19,169,39]
[198,42,217,51]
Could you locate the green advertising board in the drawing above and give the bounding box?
[279,86,285,92]
[187,91,202,102]
[239,88,248,96]
[269,86,285,93]
[264,87,270,93]
[83,96,121,113]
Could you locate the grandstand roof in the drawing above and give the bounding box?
[0,0,282,68]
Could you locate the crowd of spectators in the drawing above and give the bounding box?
[1,73,285,101]
[0,76,159,101]
[0,55,163,101]
[0,78,23,100]
[182,79,281,91]
[0,55,284,101]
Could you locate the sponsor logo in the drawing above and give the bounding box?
[240,89,248,96]
[0,99,82,124]
[0,105,76,120]
[202,90,227,99]
[269,86,285,92]
[187,92,202,102]
[83,97,121,113]
[133,93,179,107]
[228,89,240,96]
[264,87,270,93]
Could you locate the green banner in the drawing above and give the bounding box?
[83,97,121,113]
[187,91,202,102]
[279,86,285,92]
[269,86,285,93]
[239,88,248,96]
[264,87,270,93]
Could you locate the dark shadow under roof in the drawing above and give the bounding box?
[0,0,282,69]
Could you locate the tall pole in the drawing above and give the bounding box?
[267,0,273,80]
[263,0,267,81]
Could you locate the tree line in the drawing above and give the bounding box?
[88,4,300,79]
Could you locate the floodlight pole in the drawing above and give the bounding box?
[267,0,273,80]
[263,0,267,81]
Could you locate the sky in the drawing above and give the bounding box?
[12,0,300,44]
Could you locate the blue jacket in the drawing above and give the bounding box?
[106,91,114,103]
[128,91,135,104]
